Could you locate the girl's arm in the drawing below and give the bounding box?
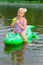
[10,22,15,28]
[18,19,27,30]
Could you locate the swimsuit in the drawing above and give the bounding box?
[14,19,24,33]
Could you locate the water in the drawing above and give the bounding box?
[0,3,43,65]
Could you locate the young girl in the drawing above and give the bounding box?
[10,8,27,42]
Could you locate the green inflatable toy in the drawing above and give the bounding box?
[4,25,39,45]
[12,17,16,23]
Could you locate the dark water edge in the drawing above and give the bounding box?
[0,3,43,65]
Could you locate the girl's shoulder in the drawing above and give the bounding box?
[23,17,27,22]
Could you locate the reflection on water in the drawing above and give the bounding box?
[0,4,43,65]
[4,43,26,65]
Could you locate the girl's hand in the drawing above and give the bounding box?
[16,20,22,27]
[16,20,20,25]
[16,20,18,23]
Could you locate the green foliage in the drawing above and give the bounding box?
[0,0,43,3]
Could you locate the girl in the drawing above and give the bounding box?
[10,8,27,42]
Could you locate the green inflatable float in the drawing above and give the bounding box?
[4,25,39,45]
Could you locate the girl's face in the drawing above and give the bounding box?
[17,10,24,17]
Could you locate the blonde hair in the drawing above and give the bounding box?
[18,8,27,13]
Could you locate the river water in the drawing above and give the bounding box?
[0,3,43,65]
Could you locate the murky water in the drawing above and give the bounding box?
[0,4,43,65]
